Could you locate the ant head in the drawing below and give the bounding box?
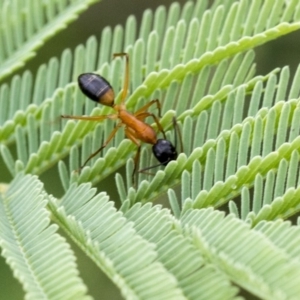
[152,139,177,166]
[78,73,115,107]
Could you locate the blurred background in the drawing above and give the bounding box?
[1,0,300,299]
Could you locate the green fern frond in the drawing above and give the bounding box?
[162,62,300,214]
[0,0,298,201]
[0,174,90,299]
[181,208,300,300]
[254,219,300,259]
[48,180,300,299]
[1,0,299,175]
[0,0,100,81]
[240,155,300,225]
[126,67,297,205]
[2,0,300,298]
[48,183,186,299]
[124,203,240,300]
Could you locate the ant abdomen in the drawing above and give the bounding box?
[78,73,115,107]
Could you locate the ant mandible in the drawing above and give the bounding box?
[61,53,182,184]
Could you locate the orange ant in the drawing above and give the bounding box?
[61,53,182,184]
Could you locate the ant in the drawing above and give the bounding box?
[61,53,182,184]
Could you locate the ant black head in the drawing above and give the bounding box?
[152,139,177,166]
[78,73,115,107]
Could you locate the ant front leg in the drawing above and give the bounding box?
[61,114,118,122]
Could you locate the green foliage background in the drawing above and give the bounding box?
[1,0,300,299]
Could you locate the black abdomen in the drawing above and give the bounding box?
[78,73,115,106]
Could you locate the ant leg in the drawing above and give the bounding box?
[134,99,162,118]
[132,145,141,186]
[113,53,129,106]
[79,122,122,170]
[61,114,118,121]
[138,161,166,174]
[135,112,167,140]
[124,128,142,186]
